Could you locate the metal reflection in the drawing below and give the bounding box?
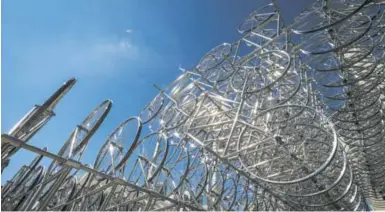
[2,0,385,210]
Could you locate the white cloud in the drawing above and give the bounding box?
[89,38,137,60]
[126,29,133,33]
[4,29,172,89]
[11,35,141,84]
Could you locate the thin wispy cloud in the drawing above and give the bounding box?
[6,34,143,86]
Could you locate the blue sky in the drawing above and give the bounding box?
[1,0,313,183]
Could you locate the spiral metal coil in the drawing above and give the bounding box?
[2,0,385,211]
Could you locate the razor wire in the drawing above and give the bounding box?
[2,0,385,211]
